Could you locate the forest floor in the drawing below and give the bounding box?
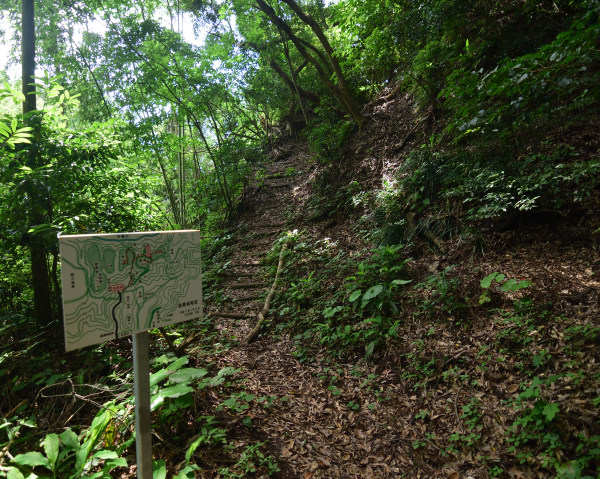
[195,91,600,478]
[4,91,597,479]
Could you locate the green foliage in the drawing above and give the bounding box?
[150,355,239,417]
[362,2,600,227]
[453,147,599,219]
[415,266,468,319]
[410,38,460,112]
[305,114,354,164]
[218,442,279,478]
[9,409,128,478]
[218,391,257,414]
[0,78,162,325]
[443,3,600,143]
[448,398,483,449]
[313,244,411,357]
[184,416,227,464]
[0,87,33,149]
[0,343,266,478]
[392,140,600,222]
[506,376,567,470]
[479,272,532,304]
[332,0,405,90]
[345,245,411,317]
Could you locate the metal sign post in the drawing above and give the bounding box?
[58,230,203,478]
[132,331,153,479]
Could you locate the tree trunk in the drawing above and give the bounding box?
[22,0,35,114]
[254,0,364,129]
[279,30,308,125]
[22,0,53,331]
[268,59,321,105]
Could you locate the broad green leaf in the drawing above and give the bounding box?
[555,460,581,477]
[168,356,189,371]
[501,278,532,292]
[363,284,384,301]
[221,397,245,409]
[6,467,25,479]
[479,292,490,305]
[519,385,541,400]
[480,272,504,289]
[205,367,239,387]
[216,366,238,377]
[323,305,343,318]
[153,354,170,365]
[174,465,198,478]
[77,408,111,471]
[542,402,559,422]
[42,433,59,469]
[365,340,377,358]
[391,279,411,286]
[159,384,194,398]
[170,368,209,383]
[60,428,80,450]
[9,138,32,145]
[150,368,171,387]
[12,451,50,469]
[151,357,190,386]
[153,459,167,479]
[185,436,206,463]
[150,394,165,411]
[93,450,119,460]
[75,442,89,472]
[104,457,127,469]
[87,471,110,478]
[348,290,362,302]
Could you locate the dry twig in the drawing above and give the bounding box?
[244,243,288,344]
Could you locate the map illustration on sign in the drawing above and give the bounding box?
[59,230,202,351]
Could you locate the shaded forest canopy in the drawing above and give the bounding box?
[1,0,599,477]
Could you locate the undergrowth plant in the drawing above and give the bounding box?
[7,404,130,479]
[312,244,412,358]
[448,397,484,452]
[443,2,600,144]
[304,112,354,165]
[217,442,279,478]
[2,350,284,478]
[415,266,469,321]
[504,375,600,477]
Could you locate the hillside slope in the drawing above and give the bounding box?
[198,87,600,478]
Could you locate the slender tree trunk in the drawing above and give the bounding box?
[22,0,53,331]
[178,111,186,229]
[280,31,308,125]
[74,44,113,118]
[254,0,364,129]
[22,0,35,114]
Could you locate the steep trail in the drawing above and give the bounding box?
[202,139,417,478]
[206,140,302,339]
[196,114,600,477]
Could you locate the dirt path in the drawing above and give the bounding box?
[202,140,419,478]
